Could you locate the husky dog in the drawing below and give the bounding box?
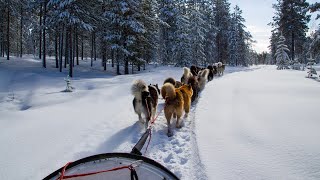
[187,76,199,102]
[162,77,176,99]
[190,65,205,76]
[198,69,209,91]
[148,84,160,118]
[175,81,183,88]
[207,65,217,81]
[161,83,193,137]
[131,80,157,129]
[163,77,176,86]
[181,67,193,84]
[216,62,225,76]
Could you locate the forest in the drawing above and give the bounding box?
[0,0,319,76]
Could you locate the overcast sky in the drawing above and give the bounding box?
[229,0,319,53]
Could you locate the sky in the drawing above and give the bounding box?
[229,0,320,53]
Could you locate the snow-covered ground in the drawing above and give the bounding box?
[196,66,320,179]
[0,57,320,180]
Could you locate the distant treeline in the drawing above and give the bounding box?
[0,0,318,76]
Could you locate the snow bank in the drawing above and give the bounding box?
[196,66,320,179]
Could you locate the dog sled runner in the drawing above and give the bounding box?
[43,130,179,180]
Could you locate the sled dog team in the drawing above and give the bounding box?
[131,63,225,137]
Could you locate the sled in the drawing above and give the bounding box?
[43,129,179,180]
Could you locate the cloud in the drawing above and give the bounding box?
[246,25,272,53]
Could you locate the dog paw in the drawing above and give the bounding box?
[176,124,182,129]
[184,113,188,118]
[167,131,173,137]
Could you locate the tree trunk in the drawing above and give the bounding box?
[55,30,58,68]
[94,32,96,61]
[138,64,140,71]
[0,10,2,57]
[39,4,42,59]
[59,25,64,72]
[64,27,69,68]
[20,3,23,58]
[76,28,79,65]
[69,27,73,77]
[6,2,10,60]
[111,49,114,67]
[81,34,83,60]
[125,59,129,74]
[42,0,47,68]
[291,31,294,61]
[91,32,93,67]
[131,62,134,74]
[72,27,75,67]
[116,50,120,75]
[102,43,106,71]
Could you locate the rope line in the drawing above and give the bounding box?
[143,98,166,155]
[58,160,142,179]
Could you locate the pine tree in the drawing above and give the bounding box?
[229,5,251,66]
[269,30,279,65]
[212,0,231,64]
[275,34,290,70]
[274,0,310,61]
[308,2,320,62]
[104,0,145,74]
[203,0,216,65]
[138,0,160,69]
[188,0,206,66]
[173,1,191,67]
[158,0,177,65]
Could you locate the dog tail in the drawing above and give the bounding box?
[183,67,191,77]
[199,69,209,78]
[161,83,176,100]
[131,79,148,99]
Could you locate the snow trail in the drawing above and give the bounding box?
[3,57,318,180]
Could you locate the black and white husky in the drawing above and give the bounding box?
[131,80,158,129]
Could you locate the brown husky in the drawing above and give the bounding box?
[161,77,182,99]
[161,83,193,137]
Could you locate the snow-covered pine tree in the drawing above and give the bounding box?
[273,0,310,61]
[229,5,251,66]
[212,0,231,64]
[269,30,279,65]
[202,0,216,65]
[188,0,207,66]
[173,0,191,67]
[104,0,145,74]
[308,2,320,63]
[275,34,290,70]
[47,0,99,76]
[158,0,177,65]
[309,27,320,61]
[138,0,161,70]
[306,54,317,78]
[309,2,320,21]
